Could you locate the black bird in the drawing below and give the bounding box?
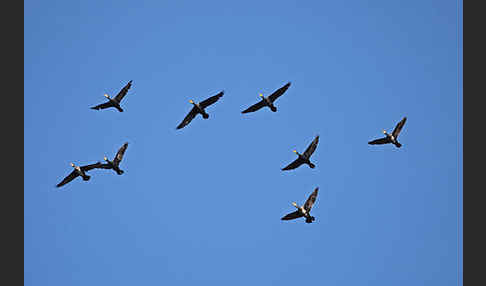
[98,142,129,175]
[241,82,291,113]
[281,187,319,223]
[176,91,224,129]
[56,162,103,188]
[91,80,132,112]
[282,135,319,171]
[368,117,407,148]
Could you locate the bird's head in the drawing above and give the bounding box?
[189,99,194,104]
[382,130,388,135]
[104,94,110,99]
[103,156,108,162]
[292,202,299,208]
[293,150,300,156]
[259,93,264,98]
[70,162,75,167]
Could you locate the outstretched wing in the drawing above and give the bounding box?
[281,210,304,221]
[268,82,291,102]
[56,170,79,188]
[199,91,224,109]
[241,100,266,114]
[303,135,319,158]
[368,137,392,145]
[90,101,114,110]
[304,187,319,212]
[96,163,113,169]
[392,117,407,138]
[177,106,199,129]
[113,143,128,166]
[282,157,304,171]
[80,162,103,172]
[114,80,133,102]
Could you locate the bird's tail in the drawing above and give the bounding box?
[82,175,91,181]
[116,169,124,175]
[309,162,315,168]
[116,106,124,112]
[395,142,402,148]
[270,106,277,112]
[202,113,209,119]
[306,216,315,223]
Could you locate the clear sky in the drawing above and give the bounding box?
[25,0,462,285]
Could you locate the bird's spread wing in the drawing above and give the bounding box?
[90,101,114,110]
[281,210,304,220]
[199,91,224,109]
[177,106,199,129]
[282,157,304,171]
[304,187,319,212]
[241,100,266,114]
[114,143,128,165]
[96,163,113,169]
[56,170,79,188]
[80,162,103,172]
[303,135,319,158]
[268,82,291,102]
[368,137,392,145]
[392,117,407,138]
[114,80,133,102]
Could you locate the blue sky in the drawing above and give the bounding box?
[25,1,462,285]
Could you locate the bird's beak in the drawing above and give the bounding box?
[382,130,387,134]
[259,93,263,98]
[189,100,194,104]
[104,94,109,98]
[293,150,297,153]
[292,202,298,208]
[70,162,75,167]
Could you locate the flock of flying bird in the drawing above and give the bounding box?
[56,80,407,223]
